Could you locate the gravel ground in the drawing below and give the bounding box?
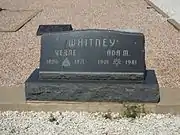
[0,111,180,135]
[0,10,36,31]
[0,0,180,88]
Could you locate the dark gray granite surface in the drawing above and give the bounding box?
[25,68,160,103]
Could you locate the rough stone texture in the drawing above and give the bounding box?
[25,69,160,103]
[0,0,180,88]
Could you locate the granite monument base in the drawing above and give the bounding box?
[25,69,160,103]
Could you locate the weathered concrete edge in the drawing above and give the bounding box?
[0,102,179,115]
[0,9,43,32]
[144,0,180,31]
[144,0,169,18]
[13,9,43,32]
[0,102,157,113]
[167,19,180,31]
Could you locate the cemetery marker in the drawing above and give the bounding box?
[25,26,160,103]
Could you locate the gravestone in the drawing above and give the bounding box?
[25,28,160,103]
[36,24,73,36]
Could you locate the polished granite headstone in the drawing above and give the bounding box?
[25,28,160,103]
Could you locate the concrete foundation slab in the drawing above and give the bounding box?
[0,86,180,114]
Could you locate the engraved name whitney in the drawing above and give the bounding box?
[66,38,118,48]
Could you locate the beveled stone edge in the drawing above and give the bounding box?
[39,71,144,81]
